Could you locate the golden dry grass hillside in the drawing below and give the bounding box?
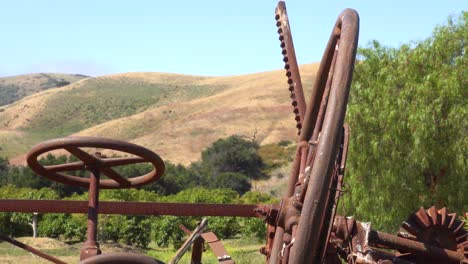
[0,63,319,165]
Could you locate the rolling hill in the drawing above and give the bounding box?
[0,64,319,165]
[0,73,89,106]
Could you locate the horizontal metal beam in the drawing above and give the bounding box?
[0,199,269,218]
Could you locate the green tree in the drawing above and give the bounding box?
[140,162,198,195]
[0,157,8,179]
[151,188,242,247]
[11,187,60,237]
[212,172,251,195]
[199,135,266,180]
[0,185,32,236]
[344,12,467,231]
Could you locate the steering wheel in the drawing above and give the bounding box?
[27,137,165,189]
[79,253,165,264]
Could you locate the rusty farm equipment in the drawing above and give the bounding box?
[0,1,466,263]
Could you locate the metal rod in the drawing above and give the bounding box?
[191,236,204,264]
[80,168,102,260]
[0,199,267,217]
[0,232,67,264]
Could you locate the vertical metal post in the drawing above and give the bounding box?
[80,168,102,261]
[191,237,204,264]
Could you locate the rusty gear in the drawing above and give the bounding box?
[398,206,468,263]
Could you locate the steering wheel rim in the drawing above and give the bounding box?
[79,253,165,264]
[27,137,165,189]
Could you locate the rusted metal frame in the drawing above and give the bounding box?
[321,124,349,261]
[275,1,307,134]
[267,225,284,264]
[304,41,339,168]
[296,47,339,204]
[289,9,359,264]
[268,140,307,263]
[80,168,102,260]
[271,4,354,263]
[285,140,308,198]
[0,232,67,264]
[0,199,269,217]
[267,144,305,263]
[260,224,276,262]
[297,23,341,145]
[267,141,307,263]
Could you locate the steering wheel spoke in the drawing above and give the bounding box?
[101,167,131,187]
[65,147,100,165]
[44,161,86,173]
[100,157,147,167]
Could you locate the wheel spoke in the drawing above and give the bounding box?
[101,157,146,167]
[65,147,100,164]
[101,167,131,187]
[44,161,86,173]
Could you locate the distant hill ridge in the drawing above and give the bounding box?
[0,73,89,106]
[0,63,319,165]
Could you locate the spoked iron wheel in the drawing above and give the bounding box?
[27,136,166,262]
[268,3,359,263]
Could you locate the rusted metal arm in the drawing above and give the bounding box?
[0,199,272,217]
[0,232,67,264]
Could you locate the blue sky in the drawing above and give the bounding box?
[0,1,465,77]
